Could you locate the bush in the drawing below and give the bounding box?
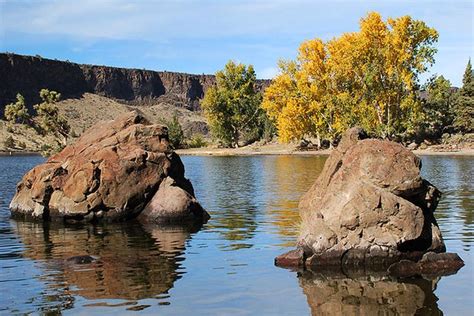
[4,93,30,124]
[166,114,184,149]
[4,136,15,149]
[40,142,64,157]
[186,134,207,148]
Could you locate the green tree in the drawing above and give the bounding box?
[420,75,454,137]
[201,61,263,147]
[166,113,184,149]
[4,93,30,124]
[453,59,474,133]
[34,89,70,144]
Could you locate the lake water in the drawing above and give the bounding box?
[0,155,472,315]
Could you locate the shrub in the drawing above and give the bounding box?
[4,93,30,124]
[4,136,15,148]
[166,114,184,149]
[186,134,208,148]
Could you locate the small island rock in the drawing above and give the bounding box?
[10,111,209,224]
[276,127,463,275]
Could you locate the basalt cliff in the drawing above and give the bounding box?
[0,53,269,115]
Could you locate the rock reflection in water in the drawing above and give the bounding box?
[12,220,197,302]
[299,270,441,316]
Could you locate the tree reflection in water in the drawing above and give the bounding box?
[263,155,326,246]
[200,157,261,250]
[12,220,199,310]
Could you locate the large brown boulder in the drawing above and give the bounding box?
[276,127,463,275]
[10,111,209,224]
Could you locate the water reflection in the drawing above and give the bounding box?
[200,157,261,250]
[11,220,196,308]
[299,270,441,315]
[1,155,472,314]
[262,156,326,245]
[420,156,474,251]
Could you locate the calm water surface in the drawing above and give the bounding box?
[0,155,472,315]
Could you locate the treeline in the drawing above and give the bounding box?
[203,12,473,148]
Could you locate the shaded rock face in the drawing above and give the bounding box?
[276,127,463,275]
[10,111,209,224]
[0,53,271,115]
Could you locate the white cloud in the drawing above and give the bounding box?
[0,0,472,85]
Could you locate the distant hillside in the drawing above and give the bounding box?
[0,53,270,115]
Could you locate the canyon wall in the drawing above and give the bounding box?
[0,53,269,115]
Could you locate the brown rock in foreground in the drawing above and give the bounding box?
[10,111,209,224]
[276,127,463,276]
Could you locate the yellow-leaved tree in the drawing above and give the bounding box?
[262,12,438,143]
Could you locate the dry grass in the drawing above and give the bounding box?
[0,93,209,153]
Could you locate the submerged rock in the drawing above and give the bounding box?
[10,111,209,224]
[276,127,463,275]
[65,255,98,265]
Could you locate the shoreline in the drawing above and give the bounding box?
[176,145,474,157]
[2,147,472,158]
[0,150,41,156]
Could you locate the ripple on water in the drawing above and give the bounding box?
[0,155,472,315]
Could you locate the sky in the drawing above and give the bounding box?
[0,0,472,86]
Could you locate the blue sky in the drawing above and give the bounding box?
[0,0,472,86]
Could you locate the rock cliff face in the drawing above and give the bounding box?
[0,53,270,115]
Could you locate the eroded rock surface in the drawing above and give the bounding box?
[276,127,463,275]
[10,111,209,224]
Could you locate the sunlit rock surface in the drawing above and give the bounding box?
[276,127,463,276]
[10,111,209,224]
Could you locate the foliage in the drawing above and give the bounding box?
[166,113,184,149]
[34,89,70,143]
[262,12,439,142]
[4,93,30,124]
[186,134,208,148]
[453,59,474,133]
[3,135,15,149]
[419,75,454,137]
[39,142,65,157]
[201,60,264,147]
